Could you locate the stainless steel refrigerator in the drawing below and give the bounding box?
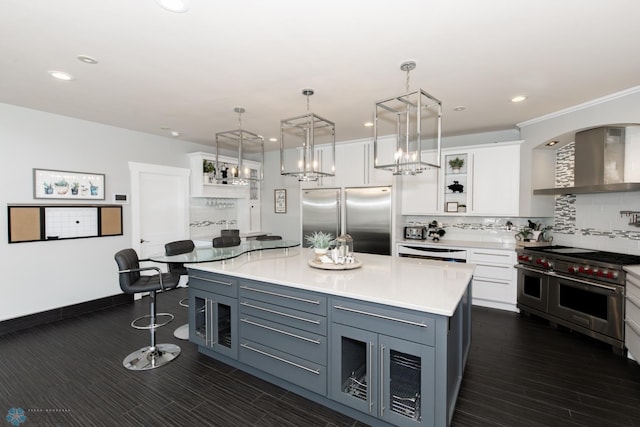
[302,186,392,255]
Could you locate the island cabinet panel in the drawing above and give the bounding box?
[238,279,329,395]
[188,271,239,360]
[330,299,437,427]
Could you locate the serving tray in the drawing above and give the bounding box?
[307,259,363,270]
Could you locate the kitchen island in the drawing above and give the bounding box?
[186,248,474,427]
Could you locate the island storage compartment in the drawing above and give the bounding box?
[240,314,327,365]
[331,323,436,427]
[189,271,238,298]
[240,339,327,395]
[331,298,435,346]
[240,298,327,336]
[239,280,327,315]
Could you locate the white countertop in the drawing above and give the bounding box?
[397,238,517,251]
[187,248,475,316]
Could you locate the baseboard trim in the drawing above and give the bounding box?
[0,294,133,336]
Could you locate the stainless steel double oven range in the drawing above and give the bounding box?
[516,245,640,353]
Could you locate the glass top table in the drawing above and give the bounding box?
[149,239,300,264]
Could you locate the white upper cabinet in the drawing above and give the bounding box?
[336,138,394,188]
[188,152,251,198]
[400,150,440,214]
[469,143,520,216]
[438,141,522,216]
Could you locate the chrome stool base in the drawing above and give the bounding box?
[123,343,181,370]
[173,323,189,340]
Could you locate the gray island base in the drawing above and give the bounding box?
[186,248,473,427]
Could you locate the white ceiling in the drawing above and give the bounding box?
[2,0,640,151]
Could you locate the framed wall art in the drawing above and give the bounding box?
[274,189,287,213]
[445,201,459,213]
[33,169,105,200]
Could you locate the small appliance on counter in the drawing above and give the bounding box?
[404,225,426,240]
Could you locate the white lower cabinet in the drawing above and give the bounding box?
[625,269,640,362]
[468,248,518,312]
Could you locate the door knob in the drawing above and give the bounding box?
[140,238,148,244]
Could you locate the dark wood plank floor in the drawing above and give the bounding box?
[1,288,639,426]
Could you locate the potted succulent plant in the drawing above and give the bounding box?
[305,231,334,260]
[71,182,80,195]
[203,159,216,183]
[448,157,464,173]
[54,179,69,195]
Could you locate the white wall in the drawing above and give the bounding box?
[260,150,302,240]
[0,103,216,321]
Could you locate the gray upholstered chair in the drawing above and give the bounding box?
[256,235,282,241]
[114,248,181,370]
[213,235,241,248]
[164,239,195,340]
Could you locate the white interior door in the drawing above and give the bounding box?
[129,162,190,262]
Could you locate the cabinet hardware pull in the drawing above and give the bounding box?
[241,302,320,324]
[240,285,320,305]
[379,344,385,417]
[625,318,640,336]
[369,341,374,413]
[477,263,510,269]
[241,343,320,375]
[474,278,509,285]
[334,305,428,328]
[191,275,233,286]
[473,252,510,258]
[628,294,640,311]
[240,318,320,344]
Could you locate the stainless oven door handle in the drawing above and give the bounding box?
[547,271,620,293]
[515,264,545,274]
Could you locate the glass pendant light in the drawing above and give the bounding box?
[280,89,335,182]
[215,107,264,185]
[374,61,442,175]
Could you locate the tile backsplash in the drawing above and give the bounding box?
[189,198,238,240]
[551,142,640,254]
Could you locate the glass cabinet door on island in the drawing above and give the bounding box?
[331,324,436,427]
[189,288,238,359]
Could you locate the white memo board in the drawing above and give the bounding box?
[44,207,99,239]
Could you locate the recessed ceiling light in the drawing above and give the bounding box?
[364,122,374,127]
[77,55,98,64]
[171,131,180,137]
[453,106,466,112]
[269,138,278,142]
[155,0,190,13]
[48,70,75,81]
[546,140,559,147]
[511,95,527,103]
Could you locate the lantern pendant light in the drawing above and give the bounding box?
[280,89,336,182]
[215,107,264,185]
[373,61,442,175]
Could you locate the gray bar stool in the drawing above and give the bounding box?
[115,248,181,370]
[164,239,195,340]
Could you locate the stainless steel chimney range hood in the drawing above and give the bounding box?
[534,125,640,195]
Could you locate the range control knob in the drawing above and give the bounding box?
[578,266,585,273]
[568,266,576,273]
[536,258,545,265]
[607,271,618,279]
[597,270,605,277]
